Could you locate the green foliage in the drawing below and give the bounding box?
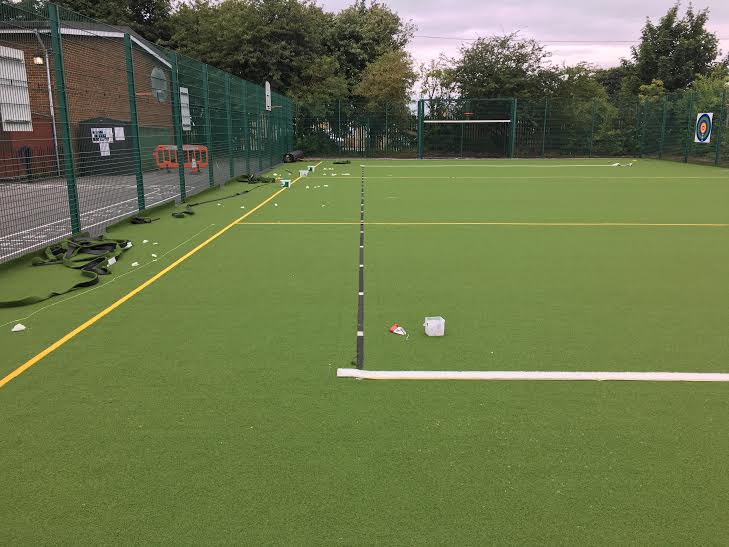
[56,0,172,42]
[295,127,339,155]
[169,0,332,92]
[327,0,414,86]
[551,64,610,99]
[288,56,349,117]
[449,34,554,98]
[631,3,721,92]
[354,50,415,106]
[639,79,666,100]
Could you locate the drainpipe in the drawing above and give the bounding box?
[34,30,61,177]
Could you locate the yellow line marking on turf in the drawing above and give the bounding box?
[237,221,729,228]
[0,162,321,390]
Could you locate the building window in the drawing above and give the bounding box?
[150,67,168,102]
[180,86,191,131]
[0,45,33,132]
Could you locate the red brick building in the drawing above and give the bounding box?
[0,21,174,180]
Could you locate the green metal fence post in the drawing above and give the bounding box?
[541,97,549,158]
[715,89,726,166]
[658,95,668,160]
[509,98,517,158]
[385,102,389,156]
[337,99,342,155]
[49,3,80,233]
[417,99,424,159]
[636,99,643,158]
[225,74,234,177]
[588,99,596,157]
[202,64,214,187]
[242,82,251,175]
[123,34,145,210]
[684,92,694,163]
[169,52,186,200]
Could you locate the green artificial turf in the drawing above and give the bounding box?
[2,159,729,544]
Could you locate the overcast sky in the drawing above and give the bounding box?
[319,0,729,72]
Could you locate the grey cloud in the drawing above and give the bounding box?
[317,0,729,68]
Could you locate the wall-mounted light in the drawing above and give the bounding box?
[33,55,44,65]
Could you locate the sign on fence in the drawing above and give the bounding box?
[695,112,713,143]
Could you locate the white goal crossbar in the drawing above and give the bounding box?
[423,119,511,124]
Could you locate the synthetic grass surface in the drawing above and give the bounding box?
[2,159,729,543]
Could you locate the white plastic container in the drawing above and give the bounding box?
[424,316,445,337]
[307,165,316,172]
[299,169,309,177]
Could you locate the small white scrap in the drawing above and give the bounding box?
[151,254,157,258]
[123,241,133,249]
[217,203,222,206]
[306,185,310,189]
[274,203,278,207]
[342,173,351,176]
[11,323,26,333]
[153,242,158,245]
[107,257,117,267]
[324,184,329,187]
[331,174,337,177]
[240,206,245,209]
[143,239,149,244]
[131,261,139,267]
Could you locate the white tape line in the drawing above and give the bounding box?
[336,369,729,382]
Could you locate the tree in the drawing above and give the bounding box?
[631,3,722,92]
[327,0,415,87]
[638,79,666,100]
[54,0,172,43]
[354,50,415,106]
[168,0,332,91]
[288,56,349,117]
[448,33,554,98]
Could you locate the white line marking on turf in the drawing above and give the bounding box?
[336,369,729,382]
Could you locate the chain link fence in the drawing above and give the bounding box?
[297,92,728,165]
[0,2,293,263]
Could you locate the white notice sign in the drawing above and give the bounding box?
[99,142,110,156]
[114,127,125,141]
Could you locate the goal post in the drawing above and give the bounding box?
[417,98,517,159]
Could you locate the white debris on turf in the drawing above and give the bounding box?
[389,323,407,336]
[274,203,278,207]
[324,184,329,187]
[152,254,158,258]
[153,242,158,245]
[306,186,310,189]
[143,239,149,244]
[11,323,26,333]
[240,206,245,209]
[132,262,139,267]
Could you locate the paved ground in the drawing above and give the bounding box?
[0,169,214,263]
